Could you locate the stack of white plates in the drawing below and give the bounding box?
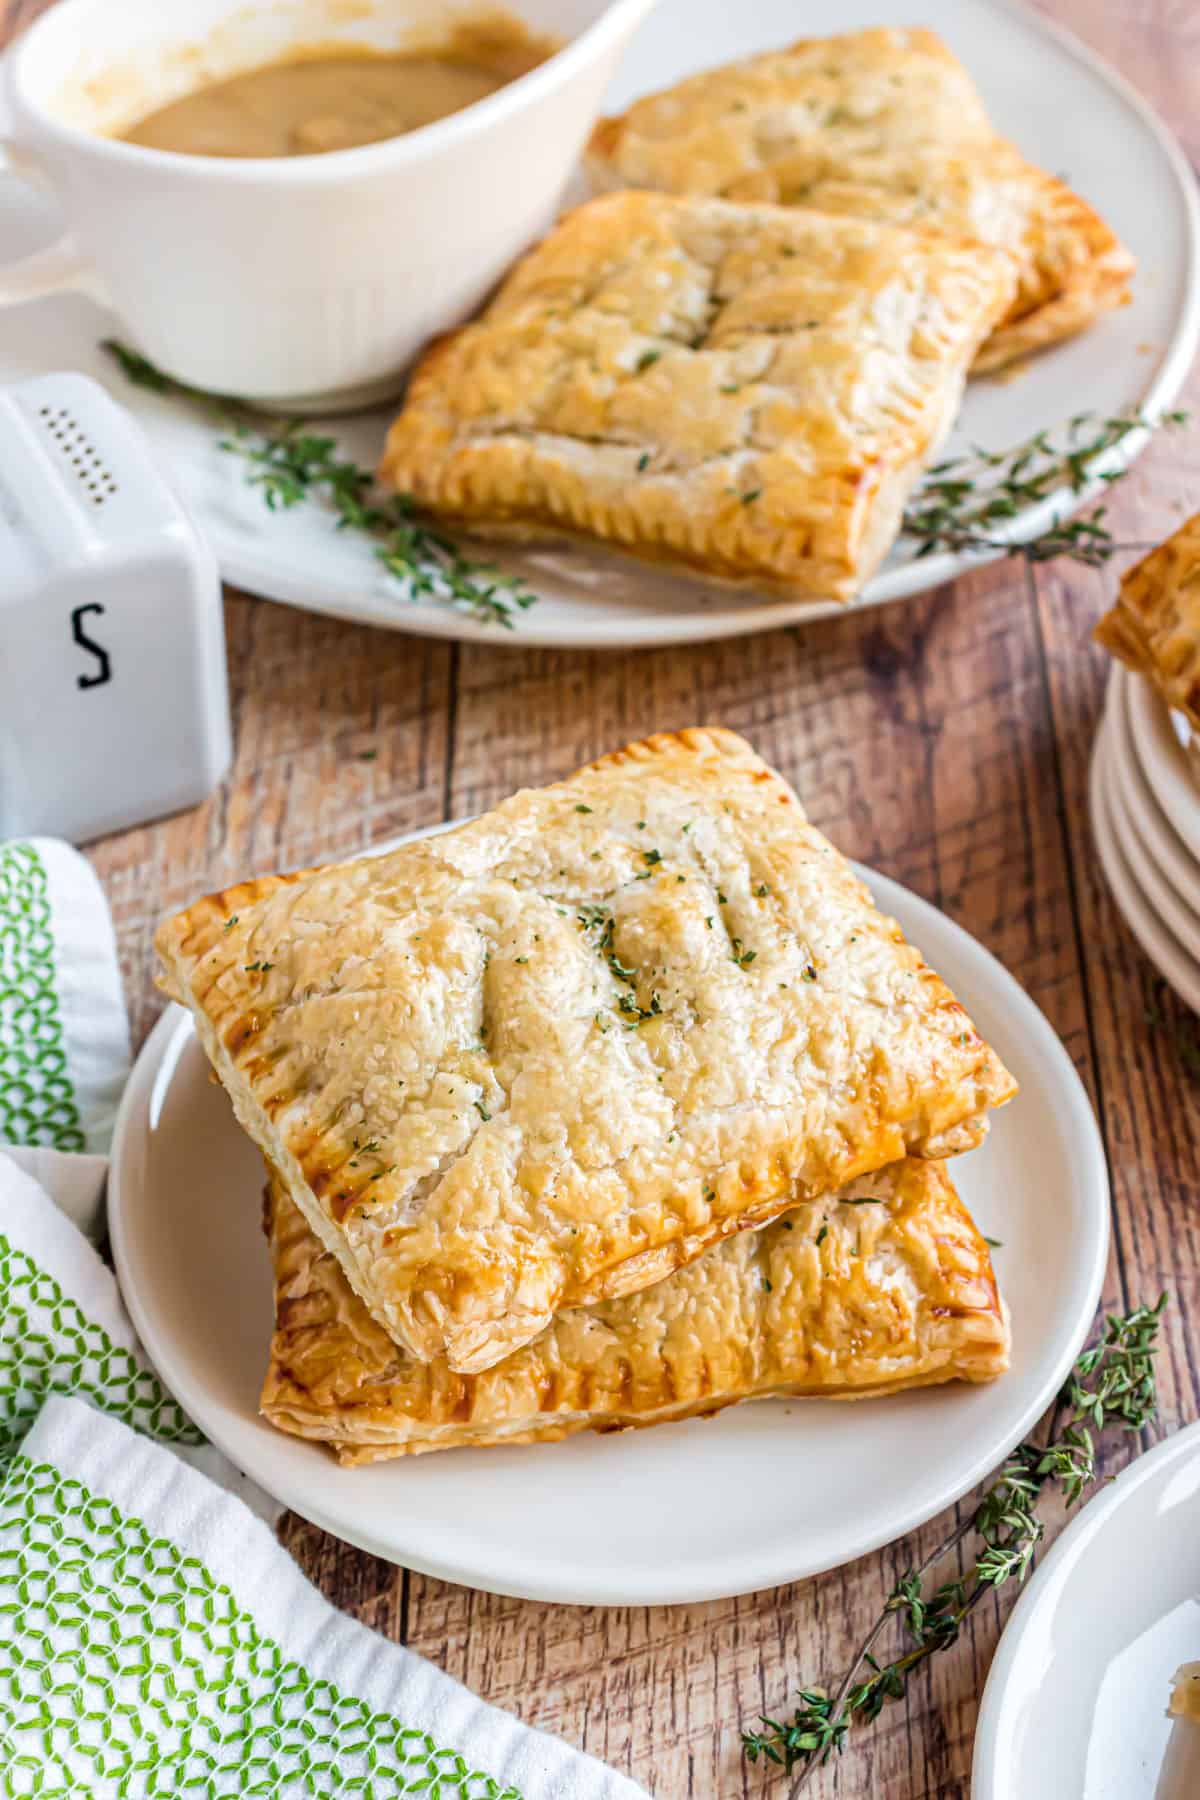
[1090,666,1200,1008]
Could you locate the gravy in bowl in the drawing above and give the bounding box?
[118,16,555,158]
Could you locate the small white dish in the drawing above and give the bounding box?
[1108,675,1200,940]
[1126,671,1200,868]
[973,1420,1200,1800]
[1089,721,1200,1012]
[109,848,1109,1607]
[1,0,1198,645]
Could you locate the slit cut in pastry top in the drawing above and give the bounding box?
[156,728,1017,1374]
[585,26,1134,374]
[260,1157,1012,1462]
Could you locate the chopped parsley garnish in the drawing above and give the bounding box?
[637,452,651,471]
[642,848,663,867]
[636,349,662,372]
[618,991,662,1027]
[730,938,757,968]
[574,803,593,814]
[474,1100,492,1121]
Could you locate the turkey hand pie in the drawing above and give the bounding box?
[587,27,1134,374]
[1095,512,1200,733]
[156,728,1016,1374]
[261,1158,1011,1461]
[379,190,1016,602]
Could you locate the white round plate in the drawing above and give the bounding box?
[1108,677,1200,940]
[2,0,1197,648]
[1100,704,1200,955]
[1125,671,1200,867]
[109,853,1109,1606]
[1089,722,1200,1012]
[973,1420,1200,1800]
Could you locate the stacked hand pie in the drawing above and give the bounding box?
[1096,513,1200,736]
[157,728,1017,1463]
[379,26,1132,606]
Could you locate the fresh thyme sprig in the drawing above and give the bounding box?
[902,411,1189,569]
[100,339,538,628]
[743,1295,1168,1787]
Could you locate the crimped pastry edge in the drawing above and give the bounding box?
[158,726,1017,1374]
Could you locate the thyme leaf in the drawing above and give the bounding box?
[901,410,1189,569]
[743,1295,1169,1784]
[101,339,538,628]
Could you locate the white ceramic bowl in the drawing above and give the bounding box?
[0,0,659,407]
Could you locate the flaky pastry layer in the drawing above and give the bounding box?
[1095,513,1200,734]
[586,27,1133,374]
[261,1158,1011,1461]
[156,728,1016,1375]
[379,190,1016,602]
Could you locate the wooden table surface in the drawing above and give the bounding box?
[8,0,1199,1792]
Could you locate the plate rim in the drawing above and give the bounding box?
[109,853,1110,1606]
[1124,669,1200,866]
[1090,716,1200,1011]
[3,0,1199,649]
[1106,758,1200,954]
[971,1416,1200,1800]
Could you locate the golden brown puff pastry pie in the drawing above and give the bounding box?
[586,28,1134,374]
[156,728,1017,1375]
[1095,514,1200,733]
[261,1158,1011,1462]
[378,191,1016,603]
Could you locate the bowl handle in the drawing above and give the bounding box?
[0,138,95,307]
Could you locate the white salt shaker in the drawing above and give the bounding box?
[0,372,231,843]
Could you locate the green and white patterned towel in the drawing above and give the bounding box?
[1,837,129,1237]
[0,840,651,1800]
